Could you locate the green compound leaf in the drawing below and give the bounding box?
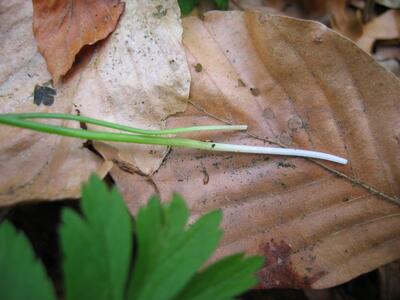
[178,0,199,16]
[175,254,264,300]
[60,175,132,300]
[127,194,223,300]
[0,221,56,300]
[0,174,262,300]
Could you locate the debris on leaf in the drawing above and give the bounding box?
[250,87,260,96]
[33,84,56,106]
[194,63,203,72]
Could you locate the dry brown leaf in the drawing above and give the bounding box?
[112,11,400,289]
[32,0,125,83]
[71,0,191,175]
[0,0,111,206]
[230,0,329,22]
[328,0,363,40]
[356,10,400,53]
[231,0,364,40]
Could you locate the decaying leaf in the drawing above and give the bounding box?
[72,0,191,175]
[328,0,363,40]
[229,0,329,22]
[376,0,400,9]
[231,0,365,41]
[32,0,125,83]
[356,10,400,53]
[112,11,400,289]
[0,0,111,206]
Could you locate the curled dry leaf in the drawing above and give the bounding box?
[112,11,400,289]
[0,0,111,206]
[72,0,191,175]
[356,10,400,53]
[32,0,125,83]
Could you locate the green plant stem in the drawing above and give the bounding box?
[4,113,247,135]
[0,115,211,147]
[0,114,347,164]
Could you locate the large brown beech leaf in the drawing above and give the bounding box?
[0,0,111,206]
[111,11,400,289]
[32,0,125,83]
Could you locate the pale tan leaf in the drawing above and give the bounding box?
[112,11,400,289]
[32,0,125,83]
[0,0,111,206]
[71,0,191,176]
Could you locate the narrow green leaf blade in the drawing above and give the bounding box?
[61,175,132,300]
[175,254,264,300]
[0,221,56,300]
[127,195,223,300]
